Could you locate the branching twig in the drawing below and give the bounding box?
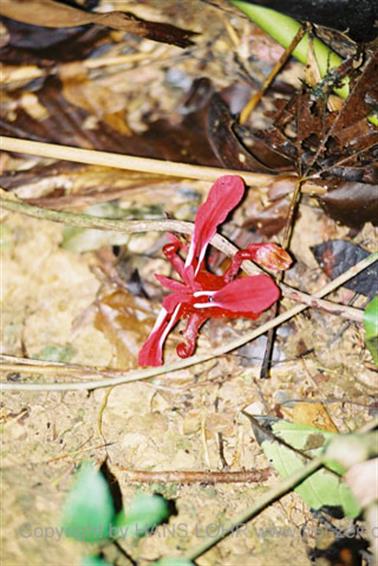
[281,285,364,322]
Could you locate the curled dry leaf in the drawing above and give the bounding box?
[207,93,294,173]
[0,0,197,48]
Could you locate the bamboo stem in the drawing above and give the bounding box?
[1,136,274,186]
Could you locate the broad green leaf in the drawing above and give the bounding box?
[82,557,112,566]
[62,462,115,542]
[260,421,361,517]
[153,559,194,566]
[364,296,378,365]
[114,494,169,538]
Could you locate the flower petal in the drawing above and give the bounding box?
[211,275,280,314]
[185,175,245,273]
[138,305,181,367]
[245,243,292,271]
[176,312,207,359]
[162,292,189,312]
[155,274,188,293]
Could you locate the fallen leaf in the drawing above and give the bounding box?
[254,419,361,517]
[312,240,378,298]
[284,401,338,432]
[207,92,293,172]
[94,289,154,369]
[319,181,378,227]
[0,15,107,64]
[0,0,197,48]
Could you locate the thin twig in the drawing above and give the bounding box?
[1,252,376,391]
[1,136,326,194]
[113,468,271,483]
[0,355,319,382]
[281,285,364,322]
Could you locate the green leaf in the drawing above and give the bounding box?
[82,557,112,566]
[260,421,361,517]
[364,296,378,365]
[153,559,194,566]
[35,344,76,363]
[61,462,115,542]
[114,494,169,538]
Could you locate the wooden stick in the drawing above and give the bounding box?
[114,467,271,483]
[1,136,274,186]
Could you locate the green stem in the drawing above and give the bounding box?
[231,1,378,126]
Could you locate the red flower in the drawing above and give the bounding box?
[139,176,291,367]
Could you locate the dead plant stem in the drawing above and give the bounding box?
[1,136,273,185]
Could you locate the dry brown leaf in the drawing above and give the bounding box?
[94,289,154,369]
[282,401,338,432]
[0,0,197,47]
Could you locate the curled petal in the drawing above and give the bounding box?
[185,176,245,273]
[162,235,187,278]
[138,305,181,367]
[245,243,292,271]
[211,274,280,314]
[176,312,207,358]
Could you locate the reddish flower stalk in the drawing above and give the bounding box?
[139,176,291,367]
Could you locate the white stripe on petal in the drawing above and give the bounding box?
[192,290,216,298]
[157,303,182,350]
[193,302,220,309]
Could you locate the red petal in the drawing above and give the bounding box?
[155,274,187,293]
[162,292,189,312]
[212,275,280,314]
[138,306,181,367]
[176,312,207,358]
[185,176,245,272]
[245,243,292,271]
